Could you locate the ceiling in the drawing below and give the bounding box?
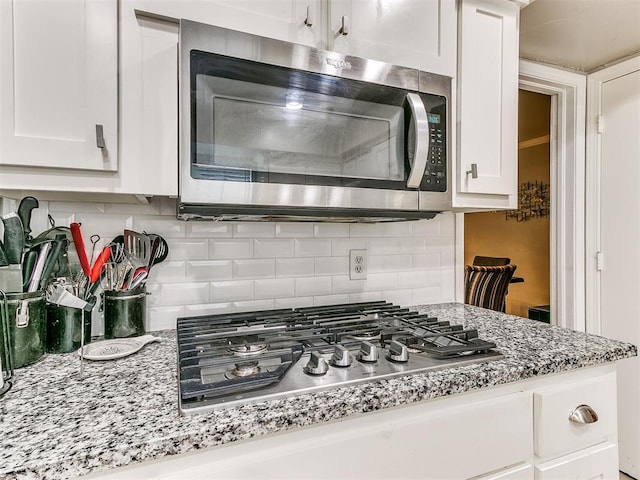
[519,0,640,72]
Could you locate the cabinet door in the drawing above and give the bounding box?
[457,0,518,197]
[131,0,324,48]
[534,442,618,480]
[329,0,456,75]
[0,0,117,171]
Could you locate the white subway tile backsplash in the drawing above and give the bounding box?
[133,215,186,238]
[295,276,332,297]
[147,260,186,284]
[367,238,398,255]
[385,289,413,307]
[314,224,349,237]
[186,222,233,238]
[232,259,275,279]
[186,260,232,282]
[412,217,441,237]
[29,200,458,320]
[332,275,365,294]
[155,282,210,306]
[314,257,348,276]
[349,291,383,303]
[209,239,254,259]
[294,238,332,257]
[74,214,134,240]
[398,238,428,254]
[380,222,413,237]
[331,238,367,256]
[184,302,232,317]
[255,278,295,299]
[49,201,106,214]
[313,294,350,306]
[233,300,275,312]
[382,255,412,272]
[350,223,382,237]
[275,296,314,309]
[147,305,184,331]
[398,270,438,289]
[276,223,314,238]
[233,223,275,238]
[412,286,442,305]
[365,272,397,291]
[255,239,294,258]
[168,239,209,261]
[412,253,441,269]
[211,280,254,302]
[276,258,314,277]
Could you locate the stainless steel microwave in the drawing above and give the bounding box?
[178,19,452,222]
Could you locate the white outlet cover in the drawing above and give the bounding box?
[349,249,367,280]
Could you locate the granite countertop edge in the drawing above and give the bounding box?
[1,302,636,479]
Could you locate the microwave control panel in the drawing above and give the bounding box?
[422,115,446,193]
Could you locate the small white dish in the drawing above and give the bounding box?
[78,335,161,361]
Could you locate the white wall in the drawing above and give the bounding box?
[6,197,456,333]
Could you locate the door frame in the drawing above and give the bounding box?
[585,55,640,334]
[506,61,586,330]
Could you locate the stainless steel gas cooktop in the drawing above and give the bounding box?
[176,301,503,414]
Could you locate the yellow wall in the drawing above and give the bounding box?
[464,91,551,318]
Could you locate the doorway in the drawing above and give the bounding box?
[464,91,552,319]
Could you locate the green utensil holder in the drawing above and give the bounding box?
[104,287,146,339]
[46,304,92,354]
[0,291,46,368]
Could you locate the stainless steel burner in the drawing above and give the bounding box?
[350,331,381,341]
[228,343,268,356]
[226,361,261,379]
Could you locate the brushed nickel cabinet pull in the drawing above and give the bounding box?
[304,5,312,26]
[569,404,599,424]
[96,124,106,149]
[466,163,478,178]
[339,15,349,36]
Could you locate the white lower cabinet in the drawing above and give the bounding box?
[84,365,620,480]
[534,442,618,480]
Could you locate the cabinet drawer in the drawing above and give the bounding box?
[533,372,617,460]
[474,463,534,480]
[534,442,618,480]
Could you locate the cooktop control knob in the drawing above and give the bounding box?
[330,345,352,367]
[386,340,409,363]
[304,351,329,375]
[357,341,378,363]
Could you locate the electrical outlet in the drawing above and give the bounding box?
[349,249,367,280]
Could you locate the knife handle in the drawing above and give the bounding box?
[17,196,39,239]
[70,223,91,277]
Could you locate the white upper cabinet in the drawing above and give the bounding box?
[0,0,117,172]
[329,0,456,75]
[130,0,325,48]
[455,0,519,209]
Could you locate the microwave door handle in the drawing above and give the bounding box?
[405,93,430,189]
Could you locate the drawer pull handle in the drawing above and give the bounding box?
[569,404,598,424]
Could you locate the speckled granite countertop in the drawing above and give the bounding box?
[0,303,636,479]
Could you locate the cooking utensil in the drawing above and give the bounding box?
[27,241,51,293]
[0,242,9,267]
[16,196,39,247]
[21,249,38,292]
[70,223,91,277]
[77,335,160,361]
[38,238,67,290]
[147,234,169,268]
[2,213,24,265]
[89,246,111,284]
[124,230,151,267]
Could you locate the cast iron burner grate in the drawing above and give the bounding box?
[176,301,503,414]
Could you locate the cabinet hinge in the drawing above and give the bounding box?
[597,115,605,134]
[596,251,604,271]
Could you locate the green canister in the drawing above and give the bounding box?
[46,304,91,353]
[103,287,146,339]
[0,291,46,368]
